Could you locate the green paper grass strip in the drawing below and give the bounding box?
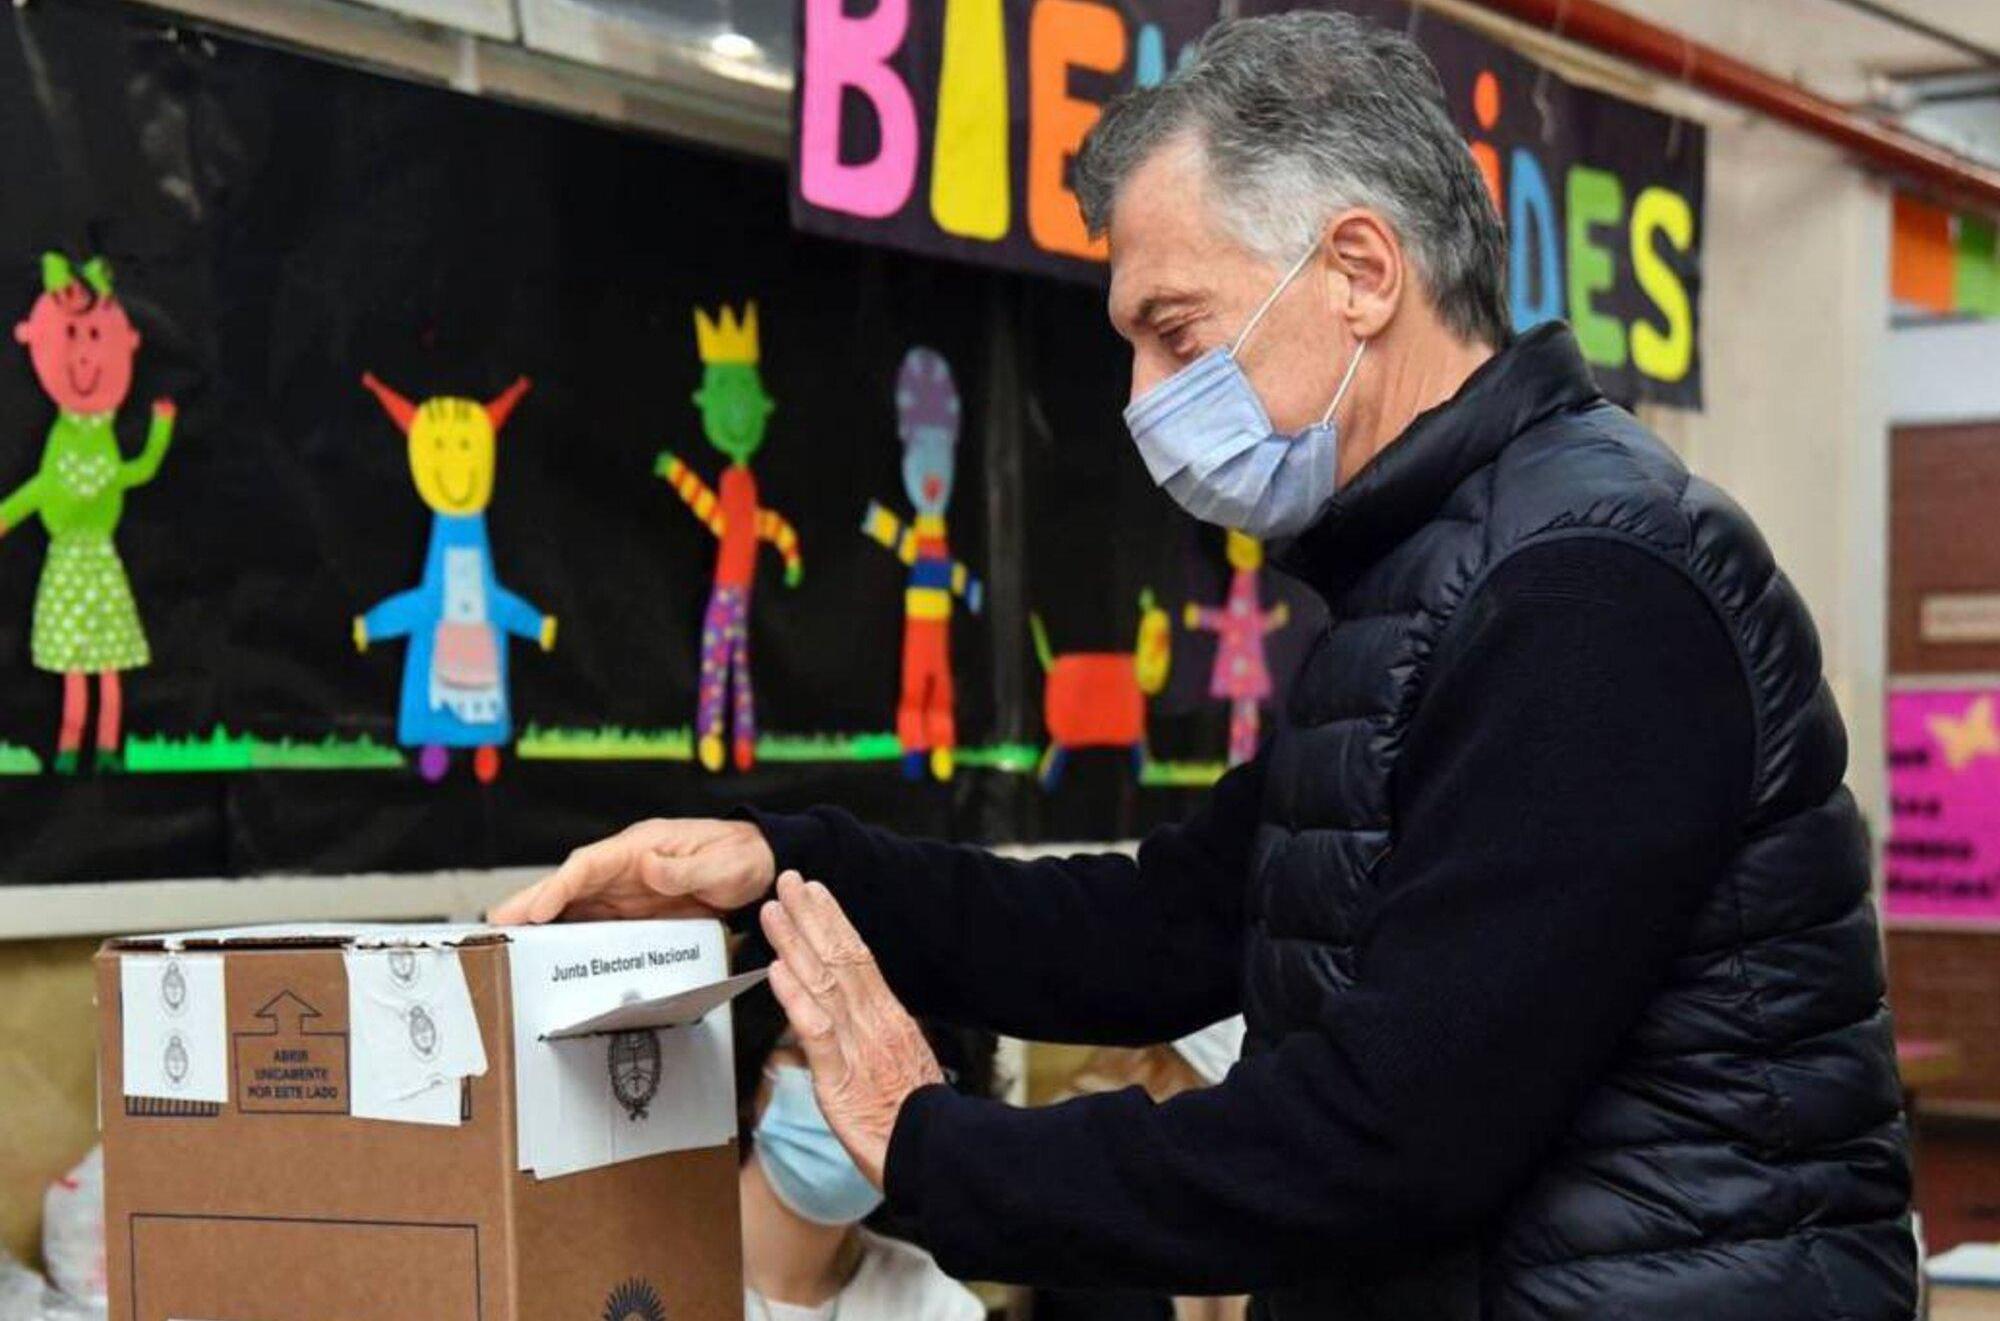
[124,727,404,772]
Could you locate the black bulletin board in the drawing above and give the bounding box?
[0,0,1321,886]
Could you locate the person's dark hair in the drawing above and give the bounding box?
[1074,10,1511,348]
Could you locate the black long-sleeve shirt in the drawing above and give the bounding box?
[746,537,1756,1294]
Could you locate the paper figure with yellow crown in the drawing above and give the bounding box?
[351,373,555,785]
[654,302,802,773]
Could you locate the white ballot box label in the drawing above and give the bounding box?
[505,921,740,1178]
[121,953,229,1103]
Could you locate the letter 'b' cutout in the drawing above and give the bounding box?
[799,0,920,220]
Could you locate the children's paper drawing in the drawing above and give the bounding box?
[1183,530,1289,766]
[656,302,801,775]
[353,373,554,784]
[0,253,177,774]
[859,346,984,781]
[1032,591,1171,790]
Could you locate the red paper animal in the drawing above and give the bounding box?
[1030,590,1171,790]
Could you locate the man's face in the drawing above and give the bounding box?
[1106,137,1355,434]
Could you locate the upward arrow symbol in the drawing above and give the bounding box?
[254,990,321,1033]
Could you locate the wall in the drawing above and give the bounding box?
[1889,422,2000,675]
[1641,118,1892,828]
[1883,419,2000,1250]
[0,940,98,1267]
[1889,319,2000,427]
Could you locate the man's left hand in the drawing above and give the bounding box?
[760,871,944,1187]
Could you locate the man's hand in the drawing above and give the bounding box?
[761,871,943,1188]
[487,818,777,924]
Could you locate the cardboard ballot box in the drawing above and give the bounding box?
[95,920,768,1321]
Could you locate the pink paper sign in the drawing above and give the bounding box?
[1886,685,2000,922]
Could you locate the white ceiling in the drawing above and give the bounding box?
[1608,0,1993,97]
[1600,0,2000,164]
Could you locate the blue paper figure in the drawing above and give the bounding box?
[351,373,555,784]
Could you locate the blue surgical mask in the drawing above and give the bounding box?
[1124,243,1367,539]
[753,1065,885,1226]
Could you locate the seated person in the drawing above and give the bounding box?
[734,982,993,1321]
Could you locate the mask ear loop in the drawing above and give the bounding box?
[1229,241,1323,358]
[1319,338,1369,427]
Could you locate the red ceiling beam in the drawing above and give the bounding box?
[1467,0,2000,217]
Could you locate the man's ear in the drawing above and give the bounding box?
[1322,209,1403,340]
[13,321,31,345]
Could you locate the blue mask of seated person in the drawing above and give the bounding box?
[754,1064,886,1227]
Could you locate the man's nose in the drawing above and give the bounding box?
[1128,359,1164,407]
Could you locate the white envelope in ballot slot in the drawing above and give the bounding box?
[542,968,772,1039]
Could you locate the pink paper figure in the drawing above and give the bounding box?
[1183,530,1290,766]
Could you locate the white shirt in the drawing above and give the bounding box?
[745,1230,984,1321]
[756,1298,835,1321]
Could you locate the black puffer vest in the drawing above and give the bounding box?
[1247,325,1913,1320]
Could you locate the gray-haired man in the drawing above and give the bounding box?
[496,13,1913,1318]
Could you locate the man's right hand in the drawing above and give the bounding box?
[486,818,777,925]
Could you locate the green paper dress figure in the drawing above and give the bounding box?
[0,254,176,773]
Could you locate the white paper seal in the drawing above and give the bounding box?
[121,954,229,1103]
[344,947,487,1127]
